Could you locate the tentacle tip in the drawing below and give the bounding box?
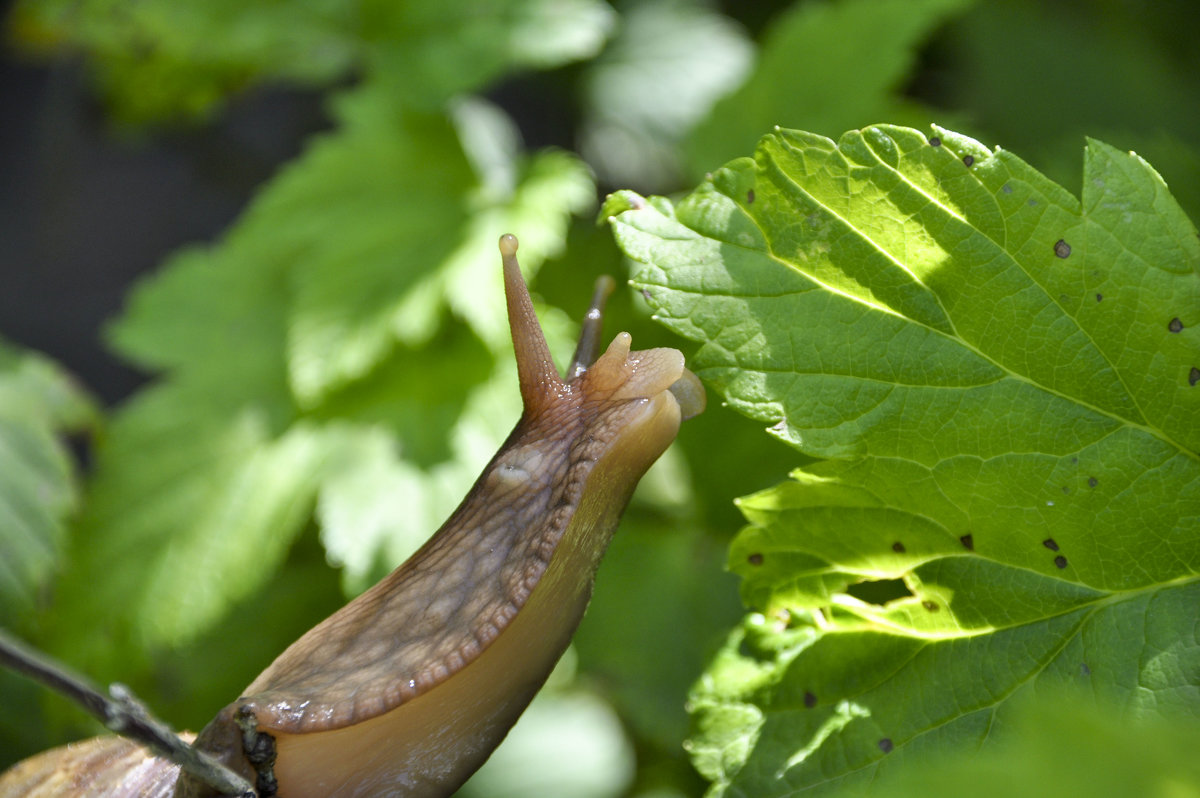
[499,234,519,258]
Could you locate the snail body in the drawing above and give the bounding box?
[1,235,703,798]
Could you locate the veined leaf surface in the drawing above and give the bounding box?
[607,125,1200,795]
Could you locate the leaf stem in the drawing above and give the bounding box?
[0,628,255,797]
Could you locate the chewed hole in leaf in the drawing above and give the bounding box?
[1190,366,1200,386]
[891,541,906,553]
[747,552,764,566]
[878,738,894,753]
[1054,239,1072,258]
[962,154,974,167]
[959,534,974,551]
[1054,555,1069,569]
[1168,317,1183,333]
[845,578,912,605]
[803,691,817,708]
[1043,538,1060,551]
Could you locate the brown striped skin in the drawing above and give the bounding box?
[0,236,703,798]
[0,735,184,798]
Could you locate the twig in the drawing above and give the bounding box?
[0,627,255,797]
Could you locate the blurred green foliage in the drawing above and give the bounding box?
[2,0,1198,795]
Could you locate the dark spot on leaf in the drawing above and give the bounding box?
[1062,485,1070,494]
[959,534,974,551]
[1028,198,1038,206]
[929,136,941,147]
[962,155,975,167]
[1071,457,1078,464]
[922,600,939,612]
[1080,663,1091,677]
[1096,293,1103,302]
[1190,366,1200,387]
[1168,317,1183,333]
[1043,538,1059,551]
[1088,476,1098,488]
[748,553,764,566]
[804,691,817,708]
[879,738,894,753]
[1002,184,1013,194]
[747,189,756,204]
[892,541,906,553]
[1054,555,1068,569]
[1054,239,1071,258]
[1059,293,1069,302]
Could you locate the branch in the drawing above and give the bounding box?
[0,628,255,798]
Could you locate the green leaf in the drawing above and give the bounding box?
[275,89,476,406]
[11,0,614,122]
[0,341,96,625]
[685,0,974,179]
[11,0,357,123]
[608,125,1200,795]
[579,0,753,191]
[63,77,592,678]
[869,695,1200,798]
[369,0,616,110]
[53,395,332,657]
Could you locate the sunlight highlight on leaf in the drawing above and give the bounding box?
[609,124,1200,796]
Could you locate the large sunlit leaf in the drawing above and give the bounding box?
[607,125,1200,795]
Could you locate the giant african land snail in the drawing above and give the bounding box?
[0,235,705,798]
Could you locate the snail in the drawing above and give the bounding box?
[0,234,705,798]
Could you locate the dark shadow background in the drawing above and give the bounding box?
[0,56,329,403]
